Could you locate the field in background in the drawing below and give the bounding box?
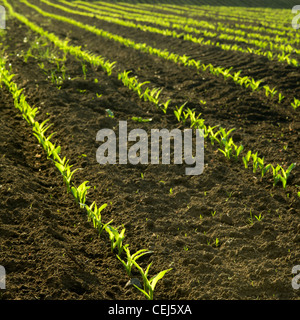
[0,0,299,300]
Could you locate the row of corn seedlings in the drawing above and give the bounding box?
[0,44,172,299]
[7,0,297,190]
[81,0,300,68]
[59,0,300,67]
[4,1,299,301]
[80,1,298,42]
[21,34,70,88]
[22,0,298,111]
[139,2,298,36]
[173,104,297,189]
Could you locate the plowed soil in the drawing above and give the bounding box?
[0,0,299,300]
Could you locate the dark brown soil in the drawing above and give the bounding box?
[0,0,299,301]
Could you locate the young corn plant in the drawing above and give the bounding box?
[71,181,90,208]
[221,67,233,80]
[159,99,171,114]
[219,127,236,147]
[291,98,300,110]
[271,164,282,179]
[54,160,79,193]
[143,87,163,105]
[273,163,296,189]
[105,225,128,256]
[242,150,252,169]
[232,143,244,160]
[185,108,205,129]
[278,93,285,103]
[251,152,259,173]
[18,94,38,125]
[32,119,56,154]
[132,260,172,300]
[86,202,113,235]
[207,126,221,145]
[117,247,153,277]
[174,102,188,122]
[218,137,235,159]
[231,70,242,83]
[246,78,262,91]
[47,141,62,162]
[264,85,277,99]
[260,162,272,179]
[237,76,249,87]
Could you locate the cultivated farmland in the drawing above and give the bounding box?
[0,0,299,300]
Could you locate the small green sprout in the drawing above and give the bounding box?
[291,98,300,110]
[86,202,112,235]
[117,247,153,277]
[131,116,152,123]
[132,260,172,300]
[105,225,128,255]
[71,181,90,208]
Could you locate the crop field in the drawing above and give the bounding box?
[0,0,299,301]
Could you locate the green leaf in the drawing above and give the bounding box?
[149,268,173,292]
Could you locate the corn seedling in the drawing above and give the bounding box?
[105,225,128,255]
[32,119,56,154]
[159,99,171,114]
[87,202,113,235]
[291,98,300,110]
[255,213,264,221]
[219,127,235,146]
[221,67,233,80]
[271,164,282,178]
[132,260,172,300]
[218,137,234,159]
[232,143,244,160]
[71,181,90,208]
[246,78,262,91]
[174,102,187,122]
[255,156,272,179]
[242,150,252,169]
[207,126,221,145]
[231,70,242,82]
[19,94,38,125]
[54,160,79,193]
[185,108,205,129]
[273,163,296,189]
[117,247,153,277]
[251,152,259,173]
[143,87,163,105]
[248,209,254,225]
[278,93,285,103]
[47,142,62,162]
[263,85,277,98]
[261,163,272,179]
